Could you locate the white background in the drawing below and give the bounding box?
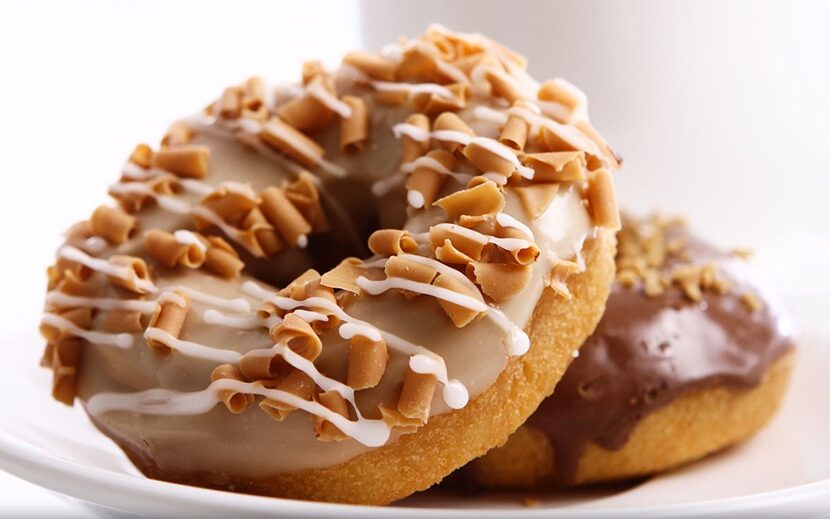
[0,0,828,516]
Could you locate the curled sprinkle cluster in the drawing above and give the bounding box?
[39,26,621,445]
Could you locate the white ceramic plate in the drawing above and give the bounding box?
[1,325,828,518]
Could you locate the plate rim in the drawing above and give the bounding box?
[1,424,829,518]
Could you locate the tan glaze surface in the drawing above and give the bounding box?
[90,230,615,504]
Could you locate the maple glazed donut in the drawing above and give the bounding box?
[38,25,621,505]
[467,214,796,489]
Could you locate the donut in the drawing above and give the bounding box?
[38,25,621,505]
[466,214,796,488]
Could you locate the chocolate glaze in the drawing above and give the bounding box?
[526,227,796,484]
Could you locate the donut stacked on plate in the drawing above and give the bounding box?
[467,214,797,488]
[38,25,620,504]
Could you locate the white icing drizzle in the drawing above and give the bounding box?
[173,230,207,252]
[305,81,353,118]
[45,292,157,314]
[85,380,390,447]
[143,328,242,363]
[372,81,458,102]
[41,313,133,349]
[241,281,466,409]
[178,178,215,197]
[292,308,329,324]
[409,354,469,409]
[431,222,533,255]
[107,181,192,215]
[356,277,489,312]
[390,124,534,179]
[473,105,598,157]
[189,206,261,256]
[400,156,474,184]
[58,246,157,293]
[484,308,530,356]
[396,253,482,298]
[496,212,535,240]
[371,171,407,197]
[81,236,108,254]
[202,309,262,330]
[166,285,251,313]
[157,291,188,308]
[407,190,425,209]
[338,322,383,343]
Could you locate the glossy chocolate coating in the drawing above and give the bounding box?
[526,227,796,483]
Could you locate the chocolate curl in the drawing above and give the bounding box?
[499,101,533,151]
[384,256,439,286]
[302,60,325,85]
[540,125,580,153]
[467,262,532,303]
[433,112,475,153]
[433,273,484,327]
[434,180,504,221]
[48,339,83,406]
[144,229,206,269]
[201,235,244,279]
[433,239,476,265]
[146,291,190,353]
[52,269,96,299]
[396,47,441,83]
[40,307,92,342]
[211,364,254,414]
[401,113,431,164]
[412,83,468,115]
[405,149,455,208]
[151,145,210,179]
[378,406,424,434]
[241,208,285,257]
[259,116,324,169]
[239,350,285,381]
[485,69,524,104]
[514,184,560,220]
[218,86,242,119]
[270,313,322,361]
[429,226,484,262]
[241,76,265,111]
[280,270,339,331]
[47,257,92,291]
[576,119,622,170]
[259,369,316,421]
[397,371,437,422]
[342,52,397,81]
[522,151,586,182]
[339,95,369,153]
[462,140,516,177]
[284,172,329,233]
[198,183,260,227]
[314,390,351,441]
[375,89,409,106]
[320,258,365,295]
[161,121,193,147]
[368,229,419,256]
[100,310,144,333]
[276,85,335,131]
[347,335,388,390]
[538,78,586,113]
[90,205,138,245]
[111,175,181,213]
[546,260,582,299]
[587,169,621,230]
[108,255,154,294]
[129,143,153,168]
[260,186,313,248]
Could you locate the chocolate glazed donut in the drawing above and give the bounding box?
[468,215,796,487]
